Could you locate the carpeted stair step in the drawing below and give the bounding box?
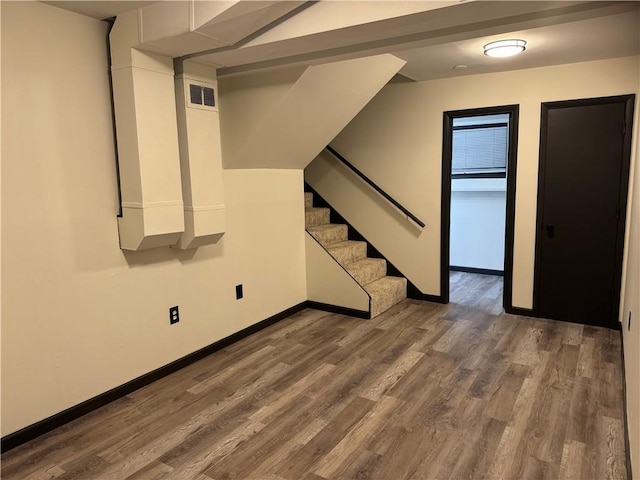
[365,276,408,317]
[307,223,348,247]
[303,188,409,319]
[345,258,387,286]
[326,240,367,265]
[305,207,330,227]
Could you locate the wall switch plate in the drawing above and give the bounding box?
[170,306,179,324]
[236,284,243,299]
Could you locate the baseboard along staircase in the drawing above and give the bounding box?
[305,191,407,318]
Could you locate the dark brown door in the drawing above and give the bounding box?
[535,95,634,328]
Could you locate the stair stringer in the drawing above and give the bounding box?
[305,233,371,317]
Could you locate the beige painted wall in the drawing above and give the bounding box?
[219,54,405,170]
[305,234,370,312]
[219,65,307,167]
[1,1,306,436]
[621,102,640,476]
[327,56,640,308]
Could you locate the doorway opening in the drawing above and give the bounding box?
[441,105,519,314]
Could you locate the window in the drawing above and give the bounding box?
[452,114,509,178]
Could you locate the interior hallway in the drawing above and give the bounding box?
[1,299,626,480]
[450,271,504,315]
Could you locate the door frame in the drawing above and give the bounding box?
[441,104,520,311]
[533,94,635,327]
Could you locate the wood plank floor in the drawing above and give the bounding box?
[2,300,627,480]
[450,271,504,315]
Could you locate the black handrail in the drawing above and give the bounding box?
[325,145,426,228]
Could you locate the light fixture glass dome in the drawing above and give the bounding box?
[483,39,526,58]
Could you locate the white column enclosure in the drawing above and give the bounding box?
[173,61,226,249]
[110,11,184,250]
[109,2,303,250]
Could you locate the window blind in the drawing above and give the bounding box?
[452,125,508,174]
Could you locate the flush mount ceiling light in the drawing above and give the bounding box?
[483,39,526,58]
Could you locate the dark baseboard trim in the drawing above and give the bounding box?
[406,284,446,304]
[505,306,621,330]
[505,306,536,317]
[0,301,307,453]
[450,266,504,276]
[306,301,371,319]
[620,329,633,480]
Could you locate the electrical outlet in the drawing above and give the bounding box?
[236,284,243,300]
[628,311,632,331]
[170,306,179,324]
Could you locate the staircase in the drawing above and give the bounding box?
[305,192,407,318]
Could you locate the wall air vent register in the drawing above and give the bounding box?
[188,83,216,110]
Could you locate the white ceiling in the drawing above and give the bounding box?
[42,1,640,81]
[42,1,159,20]
[394,8,640,81]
